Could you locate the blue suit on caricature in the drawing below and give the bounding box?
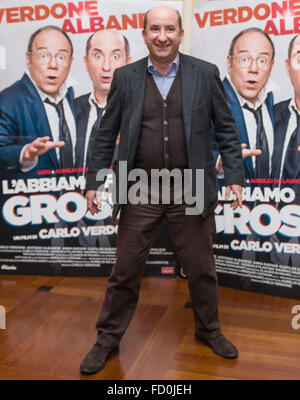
[221,77,275,180]
[0,73,75,180]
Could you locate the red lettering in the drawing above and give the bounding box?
[85,1,98,17]
[6,7,19,23]
[36,5,50,21]
[106,15,122,30]
[294,16,300,32]
[90,16,104,32]
[0,9,5,23]
[194,12,209,28]
[20,6,34,22]
[62,19,76,34]
[51,3,67,19]
[238,6,252,23]
[290,0,300,16]
[254,3,270,20]
[280,18,294,34]
[76,18,90,33]
[210,10,223,26]
[264,20,279,35]
[68,2,84,18]
[122,14,138,30]
[271,0,287,18]
[224,8,237,24]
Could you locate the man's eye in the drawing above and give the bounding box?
[40,52,48,59]
[95,53,102,59]
[57,54,66,61]
[241,56,249,63]
[258,57,266,64]
[112,54,120,60]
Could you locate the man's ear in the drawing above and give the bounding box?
[226,55,232,73]
[83,55,88,72]
[285,58,290,78]
[25,52,31,69]
[180,28,184,44]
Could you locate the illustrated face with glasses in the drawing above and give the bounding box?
[286,35,300,100]
[227,31,274,106]
[26,28,73,100]
[84,30,131,101]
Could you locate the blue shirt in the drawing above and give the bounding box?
[147,54,179,100]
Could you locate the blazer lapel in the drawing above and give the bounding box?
[75,95,90,169]
[22,74,59,169]
[128,58,147,159]
[272,103,290,179]
[223,77,254,178]
[180,53,197,146]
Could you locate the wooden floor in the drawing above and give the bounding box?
[0,273,300,380]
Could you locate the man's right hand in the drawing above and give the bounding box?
[216,143,262,172]
[21,136,65,163]
[241,143,262,158]
[86,190,103,215]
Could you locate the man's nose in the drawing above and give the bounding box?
[158,29,167,41]
[248,58,258,73]
[48,54,58,69]
[101,56,111,71]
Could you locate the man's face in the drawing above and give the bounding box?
[227,31,274,105]
[84,30,130,97]
[26,29,73,99]
[142,6,184,65]
[286,35,300,98]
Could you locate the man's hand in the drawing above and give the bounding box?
[298,146,300,152]
[86,190,103,215]
[21,136,65,163]
[216,143,261,172]
[225,184,243,210]
[241,143,262,159]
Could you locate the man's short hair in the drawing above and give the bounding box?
[228,27,275,61]
[143,9,182,31]
[288,34,300,59]
[27,26,73,56]
[85,31,130,59]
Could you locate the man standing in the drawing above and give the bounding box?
[272,34,300,186]
[75,29,131,172]
[80,5,244,375]
[221,28,275,180]
[270,34,300,267]
[74,29,131,248]
[0,26,76,178]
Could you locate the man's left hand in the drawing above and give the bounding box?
[225,184,243,210]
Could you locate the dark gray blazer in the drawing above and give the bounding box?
[86,53,244,220]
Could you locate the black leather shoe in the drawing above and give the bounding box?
[195,333,238,359]
[80,343,119,374]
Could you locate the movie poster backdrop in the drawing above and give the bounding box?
[191,0,300,299]
[0,0,182,277]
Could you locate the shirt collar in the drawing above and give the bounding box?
[288,98,300,115]
[88,92,107,109]
[25,69,77,103]
[147,53,179,76]
[227,73,278,110]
